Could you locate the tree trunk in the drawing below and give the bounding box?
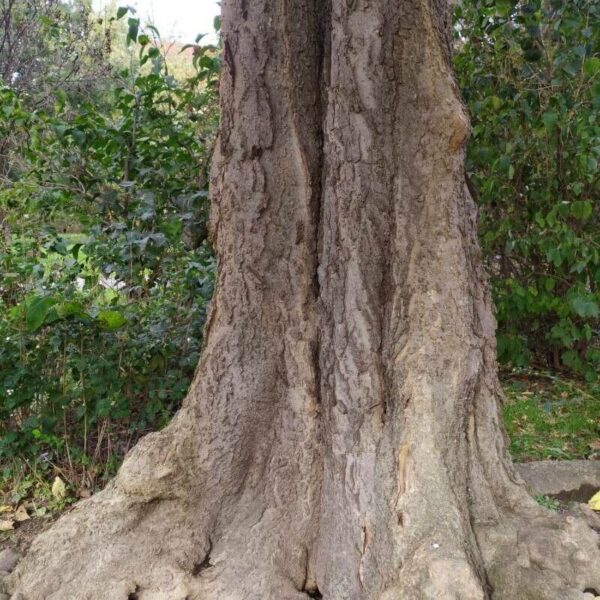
[5,1,600,599]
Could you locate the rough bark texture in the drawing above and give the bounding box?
[4,1,600,599]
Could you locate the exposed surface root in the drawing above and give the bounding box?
[3,476,600,600]
[477,507,600,600]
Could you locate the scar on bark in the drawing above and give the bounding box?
[398,444,412,496]
[448,109,470,151]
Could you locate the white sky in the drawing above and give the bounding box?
[94,0,221,43]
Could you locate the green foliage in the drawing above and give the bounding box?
[534,494,560,511]
[0,0,111,103]
[454,0,600,379]
[0,12,219,488]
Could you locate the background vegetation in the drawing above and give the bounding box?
[1,2,219,499]
[0,0,599,511]
[455,0,600,379]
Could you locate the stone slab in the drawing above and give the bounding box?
[517,460,600,502]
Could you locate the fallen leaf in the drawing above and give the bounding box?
[14,505,29,522]
[0,505,12,513]
[0,519,14,531]
[589,490,600,511]
[51,476,66,500]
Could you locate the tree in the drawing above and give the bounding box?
[0,0,109,102]
[0,0,111,179]
[5,1,600,598]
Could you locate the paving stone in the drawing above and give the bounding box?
[516,460,600,502]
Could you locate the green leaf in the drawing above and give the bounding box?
[490,95,502,111]
[71,243,83,259]
[542,111,558,129]
[116,6,128,19]
[584,57,600,77]
[25,296,56,332]
[127,18,139,45]
[96,310,127,330]
[571,201,593,221]
[55,302,85,319]
[146,24,160,37]
[495,0,513,17]
[562,60,581,77]
[570,297,600,318]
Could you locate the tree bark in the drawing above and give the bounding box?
[5,1,600,599]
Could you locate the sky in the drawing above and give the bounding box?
[94,0,221,43]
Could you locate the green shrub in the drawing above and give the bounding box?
[454,0,600,380]
[0,13,219,487]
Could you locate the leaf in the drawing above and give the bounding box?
[584,57,600,77]
[0,519,14,531]
[0,505,12,513]
[127,18,140,45]
[570,297,600,318]
[14,505,29,522]
[55,301,84,319]
[571,201,593,221]
[542,111,558,129]
[116,5,128,19]
[71,243,83,259]
[588,490,600,511]
[562,60,580,77]
[51,476,66,500]
[96,310,127,330]
[145,24,160,37]
[25,296,55,332]
[495,0,513,17]
[490,95,502,110]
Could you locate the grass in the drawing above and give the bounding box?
[502,370,600,462]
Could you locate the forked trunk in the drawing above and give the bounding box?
[5,1,600,599]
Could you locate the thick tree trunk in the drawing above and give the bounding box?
[5,1,600,599]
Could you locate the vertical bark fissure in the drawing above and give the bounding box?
[311,0,332,406]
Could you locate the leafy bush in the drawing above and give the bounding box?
[454,0,600,379]
[0,12,220,487]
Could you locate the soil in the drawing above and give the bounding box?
[0,512,58,556]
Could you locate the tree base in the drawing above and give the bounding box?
[3,412,600,600]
